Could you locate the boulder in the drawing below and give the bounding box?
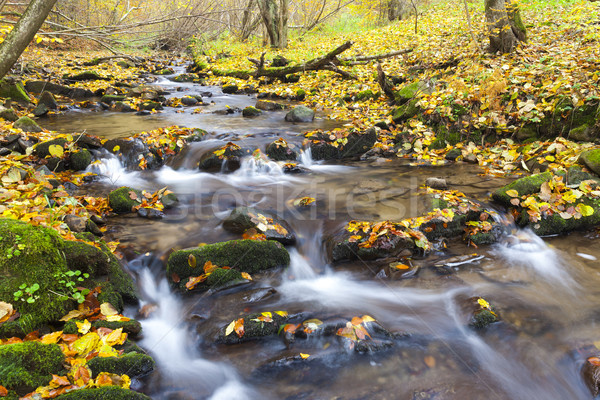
[0,341,64,396]
[33,138,67,158]
[103,138,161,170]
[69,149,92,171]
[63,71,105,81]
[38,91,58,110]
[25,81,94,99]
[255,100,287,111]
[181,96,199,106]
[100,94,126,104]
[265,138,299,161]
[222,207,295,244]
[87,352,154,379]
[580,149,600,176]
[242,106,261,118]
[0,79,31,103]
[167,240,290,291]
[55,387,151,400]
[108,187,143,213]
[222,84,238,94]
[310,128,377,160]
[0,219,136,337]
[285,105,315,122]
[216,311,289,344]
[198,142,243,172]
[13,116,41,133]
[0,105,18,121]
[492,172,552,206]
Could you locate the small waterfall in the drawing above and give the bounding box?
[298,147,313,168]
[495,229,576,287]
[233,157,285,178]
[137,268,253,399]
[87,153,143,187]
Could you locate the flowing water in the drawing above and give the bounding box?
[40,68,600,399]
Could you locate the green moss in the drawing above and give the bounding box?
[218,311,288,344]
[429,138,446,150]
[13,116,41,133]
[0,219,75,334]
[87,353,154,378]
[470,309,498,329]
[108,187,142,213]
[63,71,103,81]
[395,81,422,103]
[296,89,306,100]
[356,90,376,101]
[242,106,261,118]
[492,172,552,206]
[204,267,244,289]
[100,95,126,103]
[0,342,65,395]
[139,101,162,111]
[167,239,290,289]
[55,387,151,400]
[391,98,420,123]
[0,80,31,103]
[70,149,92,171]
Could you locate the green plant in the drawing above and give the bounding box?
[2,234,25,259]
[13,283,40,304]
[52,270,90,304]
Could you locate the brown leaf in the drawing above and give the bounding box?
[424,355,436,368]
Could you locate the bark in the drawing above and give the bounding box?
[484,0,527,53]
[376,62,396,101]
[257,0,288,48]
[0,0,58,80]
[387,0,405,21]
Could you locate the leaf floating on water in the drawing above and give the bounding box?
[300,353,310,359]
[390,262,410,270]
[424,355,436,368]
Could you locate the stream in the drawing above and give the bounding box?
[40,68,600,399]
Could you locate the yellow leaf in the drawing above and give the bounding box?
[188,254,197,268]
[77,319,91,334]
[241,272,252,280]
[361,315,376,323]
[100,302,118,317]
[477,298,490,309]
[98,344,120,357]
[36,37,43,44]
[274,311,288,317]
[48,144,64,158]
[505,189,519,197]
[112,145,120,152]
[577,203,594,217]
[41,331,63,345]
[101,327,126,347]
[71,332,100,356]
[300,353,310,359]
[225,320,236,336]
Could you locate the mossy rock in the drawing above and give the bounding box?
[522,199,600,236]
[391,98,420,123]
[222,206,295,244]
[310,128,377,160]
[63,319,142,337]
[63,71,104,81]
[265,138,299,161]
[0,106,18,121]
[87,353,154,378]
[69,149,92,171]
[0,219,76,335]
[169,73,198,83]
[217,311,289,344]
[13,116,41,133]
[154,68,174,75]
[395,81,427,104]
[356,89,378,101]
[222,84,238,94]
[0,79,31,103]
[55,387,151,400]
[0,342,65,396]
[295,89,306,100]
[471,309,499,329]
[108,187,143,213]
[139,101,163,111]
[183,128,208,142]
[285,106,315,123]
[101,95,126,104]
[568,124,596,142]
[161,192,178,209]
[167,240,290,290]
[491,172,552,206]
[198,146,243,173]
[242,106,261,118]
[579,149,600,177]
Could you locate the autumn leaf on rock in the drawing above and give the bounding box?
[0,301,14,323]
[188,254,197,268]
[225,318,245,338]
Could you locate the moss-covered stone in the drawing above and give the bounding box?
[161,192,178,209]
[391,98,420,123]
[0,342,65,395]
[138,101,163,111]
[222,84,238,94]
[285,106,314,122]
[471,309,499,329]
[0,219,75,335]
[265,138,299,161]
[55,387,151,400]
[167,240,290,290]
[222,207,295,244]
[154,68,174,75]
[580,149,600,176]
[310,128,377,160]
[356,89,377,101]
[295,89,306,100]
[492,172,552,206]
[242,106,261,118]
[395,81,427,104]
[13,116,41,133]
[69,149,92,171]
[108,187,143,213]
[198,145,243,172]
[34,139,69,159]
[63,71,104,81]
[0,105,18,121]
[87,352,154,378]
[100,95,126,104]
[568,124,596,142]
[0,79,31,103]
[170,73,199,83]
[217,311,289,344]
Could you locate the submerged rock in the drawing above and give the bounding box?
[216,311,289,344]
[222,206,295,244]
[242,106,261,118]
[167,240,290,292]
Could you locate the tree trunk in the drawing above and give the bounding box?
[257,0,288,48]
[387,0,405,21]
[484,0,527,53]
[0,0,58,80]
